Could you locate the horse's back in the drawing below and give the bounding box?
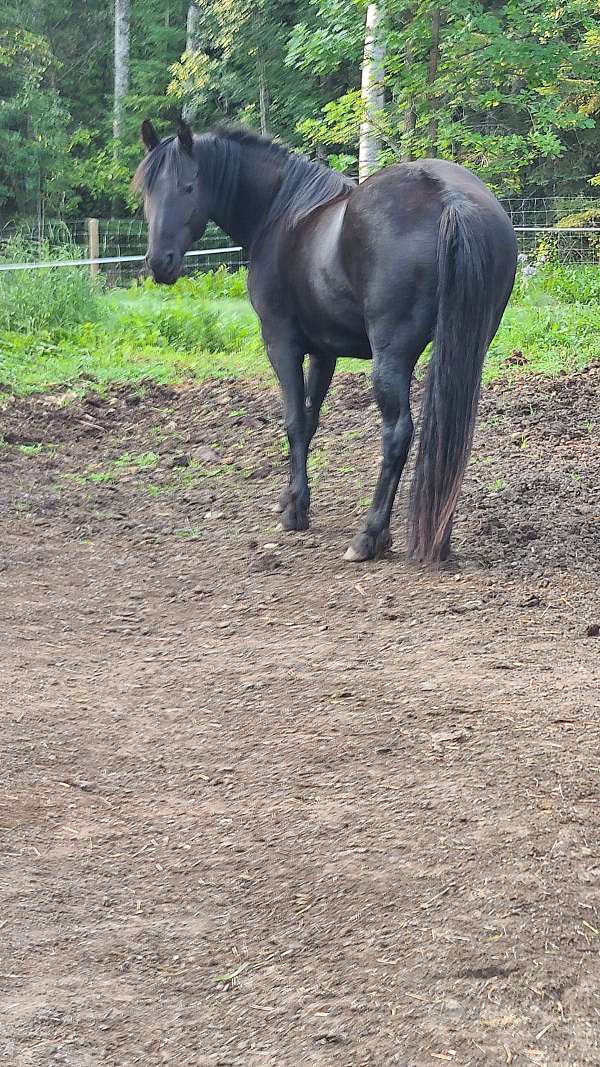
[339,158,515,309]
[344,159,512,246]
[270,157,515,357]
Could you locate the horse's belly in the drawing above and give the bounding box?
[304,320,372,359]
[297,279,371,358]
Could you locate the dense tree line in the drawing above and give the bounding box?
[0,0,598,222]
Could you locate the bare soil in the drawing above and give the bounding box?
[1,366,599,1067]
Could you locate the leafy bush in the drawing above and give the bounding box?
[111,289,257,355]
[556,207,600,263]
[1,261,598,398]
[533,264,600,305]
[154,304,226,351]
[514,261,600,305]
[150,303,253,352]
[0,237,100,333]
[169,266,248,300]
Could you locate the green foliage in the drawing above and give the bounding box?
[167,0,328,145]
[168,49,217,115]
[286,1,363,76]
[109,272,254,355]
[0,269,266,395]
[0,265,598,401]
[0,28,76,216]
[514,262,600,305]
[297,90,363,163]
[556,206,600,260]
[1,0,599,216]
[485,262,600,379]
[486,301,600,380]
[0,237,100,332]
[151,265,249,300]
[289,0,600,193]
[0,0,189,217]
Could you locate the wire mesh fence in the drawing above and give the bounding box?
[501,196,600,263]
[513,227,600,263]
[0,219,246,284]
[1,196,599,280]
[499,195,595,227]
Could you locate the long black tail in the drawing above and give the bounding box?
[408,198,502,562]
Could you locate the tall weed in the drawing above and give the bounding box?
[0,237,100,333]
[514,261,600,305]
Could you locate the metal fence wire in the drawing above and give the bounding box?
[0,196,599,280]
[0,219,246,283]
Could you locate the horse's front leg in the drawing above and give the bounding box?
[277,353,337,516]
[267,340,312,531]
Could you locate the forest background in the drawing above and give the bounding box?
[0,0,599,226]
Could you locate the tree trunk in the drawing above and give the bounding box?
[257,53,270,136]
[186,1,201,52]
[427,8,441,155]
[113,0,130,143]
[252,8,270,136]
[358,3,385,182]
[182,2,202,122]
[403,36,416,160]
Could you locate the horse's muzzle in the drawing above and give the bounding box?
[146,251,180,286]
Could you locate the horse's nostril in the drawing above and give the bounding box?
[147,251,178,283]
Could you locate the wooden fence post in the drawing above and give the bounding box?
[87,218,99,280]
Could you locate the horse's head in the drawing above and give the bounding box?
[135,119,210,285]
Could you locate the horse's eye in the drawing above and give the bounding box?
[184,183,194,195]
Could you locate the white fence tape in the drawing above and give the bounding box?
[0,228,599,274]
[514,227,600,233]
[0,245,243,273]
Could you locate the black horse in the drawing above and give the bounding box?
[135,120,517,563]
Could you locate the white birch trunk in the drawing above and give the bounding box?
[182,2,202,122]
[186,1,201,52]
[113,0,130,142]
[257,53,270,136]
[358,3,385,182]
[252,8,270,136]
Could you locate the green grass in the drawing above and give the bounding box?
[485,300,600,381]
[0,262,598,399]
[0,236,100,334]
[18,443,45,456]
[111,450,159,470]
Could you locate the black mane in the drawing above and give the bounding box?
[134,126,355,236]
[216,127,355,230]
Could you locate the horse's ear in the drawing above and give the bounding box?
[176,119,193,156]
[141,119,159,153]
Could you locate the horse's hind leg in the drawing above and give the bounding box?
[344,324,426,562]
[277,353,336,514]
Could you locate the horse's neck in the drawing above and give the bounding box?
[210,141,281,250]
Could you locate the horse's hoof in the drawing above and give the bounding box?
[344,544,365,562]
[344,529,392,562]
[280,502,309,532]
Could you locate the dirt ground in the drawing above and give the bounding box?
[1,364,599,1067]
